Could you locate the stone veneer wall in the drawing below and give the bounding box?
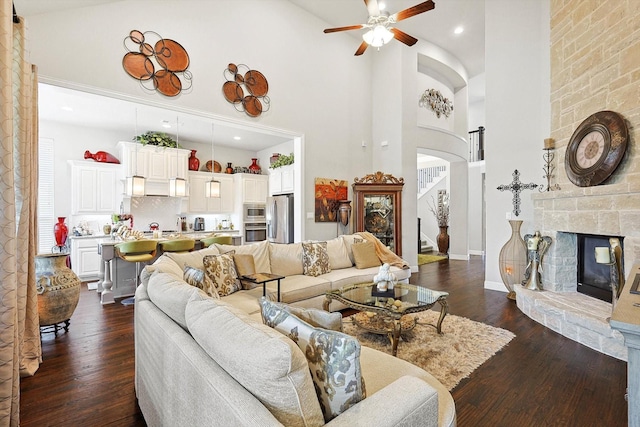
[534,0,640,291]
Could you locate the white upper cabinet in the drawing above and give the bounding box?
[187,172,234,213]
[236,174,269,204]
[69,160,120,214]
[117,141,190,182]
[269,164,294,195]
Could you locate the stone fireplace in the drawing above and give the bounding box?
[513,183,639,361]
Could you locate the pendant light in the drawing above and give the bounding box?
[126,108,146,197]
[205,123,221,198]
[169,116,187,197]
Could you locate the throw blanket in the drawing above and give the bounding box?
[356,231,409,269]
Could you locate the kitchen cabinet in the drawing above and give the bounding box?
[187,172,234,213]
[69,160,119,214]
[70,237,102,281]
[269,164,294,195]
[236,174,268,204]
[117,141,190,183]
[352,172,404,256]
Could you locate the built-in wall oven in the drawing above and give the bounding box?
[244,204,266,243]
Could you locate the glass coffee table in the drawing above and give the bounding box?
[324,283,449,356]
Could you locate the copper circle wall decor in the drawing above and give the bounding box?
[564,110,629,187]
[223,63,270,117]
[123,30,193,97]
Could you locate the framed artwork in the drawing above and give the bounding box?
[315,178,348,222]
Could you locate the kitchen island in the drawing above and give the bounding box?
[95,231,241,305]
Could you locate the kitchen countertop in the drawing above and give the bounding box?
[69,229,240,240]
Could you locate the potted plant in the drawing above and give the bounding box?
[133,131,178,148]
[269,153,294,169]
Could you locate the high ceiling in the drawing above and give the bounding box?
[14,0,485,150]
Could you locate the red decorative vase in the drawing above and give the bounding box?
[54,217,68,248]
[84,150,120,164]
[188,150,200,171]
[226,162,233,174]
[248,158,261,174]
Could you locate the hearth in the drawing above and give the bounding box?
[577,233,624,303]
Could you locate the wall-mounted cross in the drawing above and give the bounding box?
[497,169,539,216]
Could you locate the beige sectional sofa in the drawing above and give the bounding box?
[135,234,456,426]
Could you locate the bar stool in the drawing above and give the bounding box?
[115,239,158,306]
[159,238,195,253]
[201,235,233,247]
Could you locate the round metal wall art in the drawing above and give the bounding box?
[123,30,193,97]
[223,63,271,117]
[419,88,453,118]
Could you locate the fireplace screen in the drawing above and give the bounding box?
[577,234,623,303]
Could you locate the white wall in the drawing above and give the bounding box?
[484,0,551,292]
[24,0,373,242]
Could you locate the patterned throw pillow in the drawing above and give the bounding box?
[202,252,241,297]
[260,298,366,422]
[301,241,331,277]
[183,265,219,299]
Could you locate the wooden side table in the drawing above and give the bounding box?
[241,273,285,302]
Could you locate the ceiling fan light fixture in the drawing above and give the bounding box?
[363,25,393,47]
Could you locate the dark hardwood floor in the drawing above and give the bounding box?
[20,255,628,426]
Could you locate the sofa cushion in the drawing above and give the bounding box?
[352,241,382,269]
[203,253,241,297]
[165,245,220,270]
[269,243,303,276]
[260,298,366,422]
[142,253,184,284]
[302,241,331,277]
[183,265,219,298]
[341,234,365,265]
[323,265,411,290]
[147,270,210,330]
[233,253,258,290]
[261,298,343,331]
[222,286,272,315]
[215,240,271,274]
[185,296,325,427]
[265,275,331,304]
[326,237,352,270]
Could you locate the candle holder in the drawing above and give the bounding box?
[540,148,561,192]
[595,238,624,314]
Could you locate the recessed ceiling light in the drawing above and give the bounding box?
[233,136,241,141]
[454,26,464,35]
[61,106,73,112]
[161,120,171,128]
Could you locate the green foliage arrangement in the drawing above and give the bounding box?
[133,131,178,148]
[269,153,294,169]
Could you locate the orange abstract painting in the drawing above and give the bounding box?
[315,178,348,222]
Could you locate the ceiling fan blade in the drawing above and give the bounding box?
[355,41,369,56]
[391,0,435,22]
[364,0,380,17]
[390,28,418,46]
[324,24,364,33]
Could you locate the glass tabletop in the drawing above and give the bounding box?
[328,282,448,314]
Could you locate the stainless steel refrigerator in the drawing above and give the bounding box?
[267,195,294,243]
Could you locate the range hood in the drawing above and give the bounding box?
[142,180,170,197]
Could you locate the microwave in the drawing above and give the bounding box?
[244,204,266,221]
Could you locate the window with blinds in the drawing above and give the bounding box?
[38,138,55,254]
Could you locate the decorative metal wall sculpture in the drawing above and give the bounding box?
[419,88,453,118]
[497,170,539,216]
[123,30,192,97]
[223,63,270,117]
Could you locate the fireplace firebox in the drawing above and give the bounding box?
[577,233,623,303]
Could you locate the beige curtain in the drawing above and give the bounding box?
[0,1,42,425]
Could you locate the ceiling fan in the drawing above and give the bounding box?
[323,0,435,56]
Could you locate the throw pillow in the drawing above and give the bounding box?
[183,265,219,299]
[351,241,382,269]
[341,235,365,265]
[202,252,241,297]
[325,237,352,270]
[233,254,257,290]
[261,298,343,332]
[260,298,366,422]
[301,241,331,277]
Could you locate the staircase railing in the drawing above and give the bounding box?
[417,166,446,193]
[468,126,485,162]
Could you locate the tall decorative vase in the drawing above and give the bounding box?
[54,217,68,248]
[226,162,233,174]
[337,200,352,226]
[188,150,200,171]
[437,226,450,256]
[498,220,527,300]
[36,253,81,331]
[248,158,261,174]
